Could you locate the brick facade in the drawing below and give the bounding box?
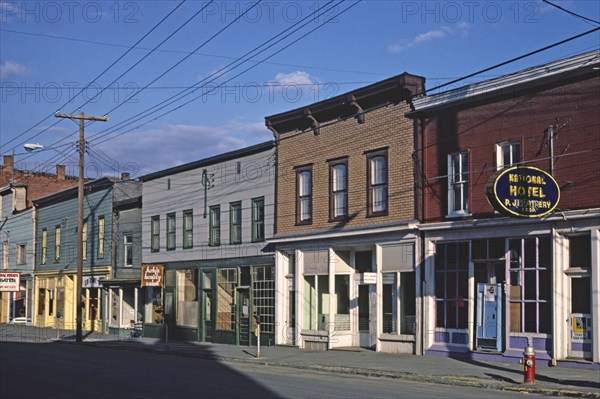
[1,155,78,208]
[275,103,417,235]
[267,74,425,236]
[416,75,600,223]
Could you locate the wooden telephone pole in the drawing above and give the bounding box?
[54,111,108,343]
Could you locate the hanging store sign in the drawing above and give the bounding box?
[486,166,560,218]
[83,275,104,288]
[141,264,164,287]
[0,272,20,291]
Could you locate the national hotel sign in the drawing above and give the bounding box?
[487,166,560,218]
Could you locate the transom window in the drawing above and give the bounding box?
[366,149,388,216]
[296,166,312,225]
[448,152,469,216]
[329,158,348,220]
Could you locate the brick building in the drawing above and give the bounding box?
[0,154,78,324]
[267,73,425,353]
[409,50,600,365]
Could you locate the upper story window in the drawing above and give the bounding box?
[329,158,348,220]
[496,141,520,169]
[367,149,388,217]
[97,216,105,258]
[17,243,27,265]
[151,215,160,253]
[251,197,265,243]
[230,202,242,245]
[296,166,312,225]
[54,225,61,262]
[82,222,88,261]
[209,205,221,247]
[41,228,47,265]
[2,241,8,269]
[124,234,133,267]
[448,152,469,216]
[166,213,176,251]
[182,210,193,249]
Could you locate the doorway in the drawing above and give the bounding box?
[237,287,251,346]
[357,284,375,348]
[568,276,592,360]
[474,262,505,352]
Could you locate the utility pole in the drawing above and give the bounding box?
[54,111,108,343]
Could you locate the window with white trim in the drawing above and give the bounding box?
[124,234,133,267]
[296,166,312,224]
[496,141,520,169]
[448,152,469,215]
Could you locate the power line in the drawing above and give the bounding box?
[92,0,360,146]
[1,0,188,152]
[542,0,600,25]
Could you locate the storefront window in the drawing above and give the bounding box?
[509,236,551,334]
[303,275,329,330]
[216,268,237,330]
[145,287,163,324]
[435,242,469,329]
[37,288,45,316]
[253,266,274,334]
[176,269,198,327]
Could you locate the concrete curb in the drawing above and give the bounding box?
[77,340,600,399]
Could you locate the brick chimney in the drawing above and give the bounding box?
[56,165,65,180]
[121,172,131,181]
[1,155,14,184]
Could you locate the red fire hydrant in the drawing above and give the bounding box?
[519,345,536,383]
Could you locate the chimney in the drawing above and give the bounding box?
[3,155,14,173]
[121,172,131,181]
[56,165,65,180]
[2,155,14,184]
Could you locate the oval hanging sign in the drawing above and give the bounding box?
[487,166,560,218]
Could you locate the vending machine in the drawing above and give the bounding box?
[476,283,503,352]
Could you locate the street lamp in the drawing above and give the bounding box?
[25,141,87,342]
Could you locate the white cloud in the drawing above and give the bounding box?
[0,61,27,79]
[388,24,470,54]
[94,121,271,177]
[272,71,318,86]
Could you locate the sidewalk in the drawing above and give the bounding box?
[2,325,599,398]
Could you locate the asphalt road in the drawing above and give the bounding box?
[0,342,553,399]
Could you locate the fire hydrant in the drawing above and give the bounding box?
[519,345,536,383]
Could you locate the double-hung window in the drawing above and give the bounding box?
[251,197,265,243]
[82,222,88,261]
[151,216,160,252]
[496,141,520,169]
[209,205,220,247]
[124,234,133,267]
[230,202,242,245]
[41,228,47,265]
[448,152,469,216]
[97,216,105,258]
[17,243,26,265]
[329,158,348,220]
[296,166,312,225]
[2,241,8,269]
[54,225,61,262]
[183,210,193,249]
[166,213,176,251]
[367,149,388,216]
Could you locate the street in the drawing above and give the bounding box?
[0,342,554,399]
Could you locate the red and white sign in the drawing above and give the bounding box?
[0,272,20,291]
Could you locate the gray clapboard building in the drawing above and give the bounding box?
[139,141,275,345]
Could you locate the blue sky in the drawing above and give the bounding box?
[1,0,599,178]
